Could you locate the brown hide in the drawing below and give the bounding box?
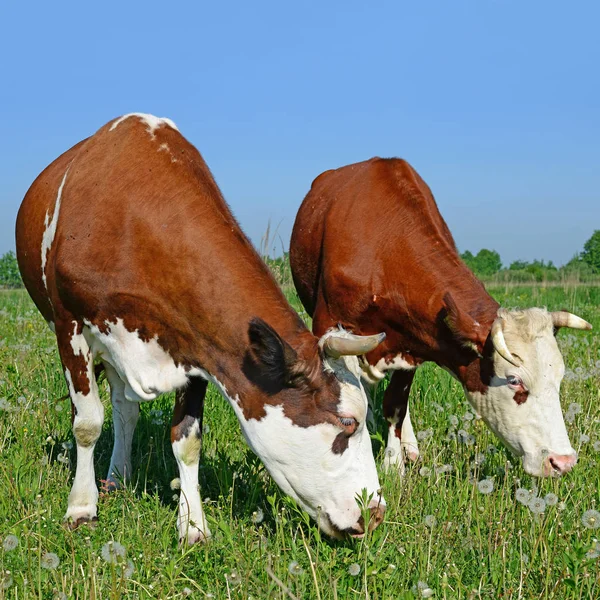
[16,116,342,425]
[290,157,500,388]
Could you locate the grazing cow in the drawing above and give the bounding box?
[15,115,387,543]
[290,157,591,478]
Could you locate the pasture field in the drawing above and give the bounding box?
[0,285,599,599]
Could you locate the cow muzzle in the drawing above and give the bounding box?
[544,452,577,476]
[332,502,386,538]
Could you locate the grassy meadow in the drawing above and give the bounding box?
[0,285,599,599]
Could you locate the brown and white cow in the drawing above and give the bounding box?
[15,114,387,543]
[290,157,592,478]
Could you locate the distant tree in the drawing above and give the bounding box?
[581,230,600,273]
[461,249,502,277]
[460,250,475,271]
[0,251,23,288]
[509,260,529,271]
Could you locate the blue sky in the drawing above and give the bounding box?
[1,1,598,266]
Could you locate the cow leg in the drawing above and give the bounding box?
[105,363,139,489]
[56,319,105,527]
[171,377,211,544]
[382,370,418,473]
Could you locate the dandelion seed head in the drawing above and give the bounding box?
[593,441,600,452]
[424,515,437,528]
[348,563,360,576]
[416,428,433,442]
[288,560,304,576]
[101,541,126,564]
[586,541,600,560]
[41,552,60,570]
[568,402,582,415]
[417,581,434,597]
[419,466,432,477]
[2,535,19,552]
[582,509,600,529]
[544,493,558,506]
[477,479,494,494]
[226,570,242,586]
[516,488,531,505]
[580,434,590,444]
[183,588,193,597]
[251,507,264,524]
[448,415,459,427]
[528,496,546,514]
[1,572,13,590]
[170,478,181,490]
[474,453,486,466]
[123,559,134,578]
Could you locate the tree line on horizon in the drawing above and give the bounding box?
[459,230,600,281]
[1,230,599,288]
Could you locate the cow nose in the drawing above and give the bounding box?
[546,453,577,475]
[353,503,386,536]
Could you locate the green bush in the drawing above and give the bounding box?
[0,251,23,288]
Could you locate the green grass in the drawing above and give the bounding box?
[0,286,599,599]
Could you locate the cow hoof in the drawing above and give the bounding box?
[402,444,420,463]
[64,515,99,530]
[181,527,211,545]
[64,505,98,529]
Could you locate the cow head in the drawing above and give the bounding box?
[237,320,386,538]
[460,307,591,477]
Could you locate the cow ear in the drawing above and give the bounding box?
[443,292,485,356]
[244,318,306,393]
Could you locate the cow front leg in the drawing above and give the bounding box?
[382,369,418,473]
[104,363,139,490]
[56,319,104,527]
[171,377,210,544]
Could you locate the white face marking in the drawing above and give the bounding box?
[466,309,575,477]
[361,353,416,384]
[172,420,211,543]
[210,355,384,537]
[41,168,69,290]
[82,318,189,402]
[109,113,179,137]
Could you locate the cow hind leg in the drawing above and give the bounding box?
[105,364,139,490]
[171,377,210,544]
[382,370,419,474]
[56,319,105,527]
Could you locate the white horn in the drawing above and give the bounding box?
[550,311,592,331]
[322,331,386,359]
[490,318,521,367]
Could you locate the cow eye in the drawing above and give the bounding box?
[507,375,524,389]
[338,416,358,431]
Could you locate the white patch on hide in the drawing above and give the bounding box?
[41,168,69,290]
[361,353,417,384]
[109,113,179,136]
[82,318,189,402]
